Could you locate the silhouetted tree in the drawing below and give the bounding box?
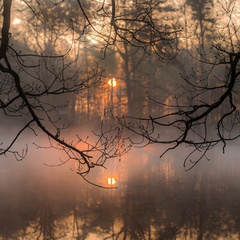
[0,0,129,183]
[0,0,182,182]
[2,0,237,180]
[113,0,240,169]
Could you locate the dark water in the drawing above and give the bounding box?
[1,143,240,240]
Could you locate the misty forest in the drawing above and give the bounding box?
[1,0,240,239]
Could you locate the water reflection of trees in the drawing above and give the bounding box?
[1,149,240,239]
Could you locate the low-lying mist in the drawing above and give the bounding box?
[1,125,240,239]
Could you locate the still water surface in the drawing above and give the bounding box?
[1,144,240,239]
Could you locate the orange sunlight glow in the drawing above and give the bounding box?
[108,177,116,185]
[108,78,117,87]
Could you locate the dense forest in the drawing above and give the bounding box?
[1,1,240,238]
[0,0,240,174]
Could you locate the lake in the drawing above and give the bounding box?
[1,143,240,239]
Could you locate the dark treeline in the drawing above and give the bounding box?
[0,5,240,240]
[9,0,238,125]
[1,0,239,173]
